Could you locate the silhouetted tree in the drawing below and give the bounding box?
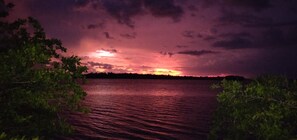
[0,1,88,139]
[210,76,297,139]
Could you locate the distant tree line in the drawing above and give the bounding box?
[85,72,246,81]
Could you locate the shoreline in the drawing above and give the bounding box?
[85,73,246,81]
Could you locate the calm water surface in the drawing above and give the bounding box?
[64,79,219,140]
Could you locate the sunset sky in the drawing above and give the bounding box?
[5,0,297,78]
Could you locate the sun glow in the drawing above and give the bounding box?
[95,67,106,72]
[90,50,115,58]
[153,68,181,76]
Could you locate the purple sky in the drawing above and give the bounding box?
[5,0,297,78]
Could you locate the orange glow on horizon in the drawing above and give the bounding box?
[153,68,181,76]
[95,67,106,72]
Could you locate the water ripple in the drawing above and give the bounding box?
[62,79,218,140]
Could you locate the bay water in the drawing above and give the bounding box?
[64,79,219,139]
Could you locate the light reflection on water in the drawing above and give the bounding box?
[64,79,218,140]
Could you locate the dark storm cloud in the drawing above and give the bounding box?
[261,28,285,47]
[197,28,218,40]
[209,0,297,52]
[100,48,117,53]
[101,0,142,28]
[87,24,98,29]
[217,12,273,27]
[160,51,174,57]
[212,37,253,49]
[183,30,218,40]
[188,5,198,12]
[182,30,195,38]
[233,49,297,78]
[219,32,252,38]
[217,9,297,28]
[176,45,189,48]
[28,0,76,16]
[77,0,184,27]
[194,0,216,8]
[12,0,297,78]
[190,48,297,78]
[245,20,297,28]
[204,36,217,41]
[143,0,183,21]
[178,50,218,57]
[86,23,104,29]
[223,0,271,10]
[26,0,88,46]
[286,26,297,46]
[209,31,253,47]
[103,32,114,39]
[210,28,218,34]
[188,0,271,10]
[213,27,297,50]
[74,0,89,7]
[88,61,114,69]
[74,0,103,10]
[197,33,203,38]
[120,32,137,39]
[259,28,297,48]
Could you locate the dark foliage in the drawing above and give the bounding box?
[210,75,297,139]
[0,1,88,139]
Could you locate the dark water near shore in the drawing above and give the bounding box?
[64,79,219,140]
